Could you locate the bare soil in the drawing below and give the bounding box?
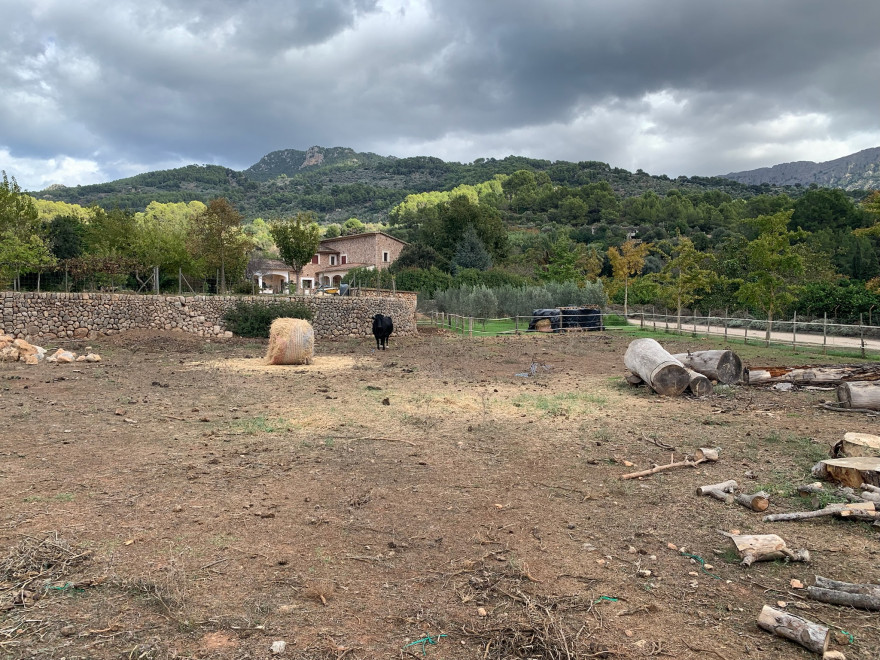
[1,329,879,659]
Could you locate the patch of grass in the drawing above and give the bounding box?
[231,415,293,434]
[512,392,607,417]
[718,547,742,564]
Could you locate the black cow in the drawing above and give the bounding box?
[372,314,393,350]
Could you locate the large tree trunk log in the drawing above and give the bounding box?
[813,457,880,489]
[837,381,880,410]
[671,350,743,384]
[729,533,809,567]
[624,339,690,396]
[735,491,770,512]
[756,606,829,654]
[745,363,880,386]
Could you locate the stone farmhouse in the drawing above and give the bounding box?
[250,232,407,294]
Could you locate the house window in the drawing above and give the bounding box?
[341,254,347,264]
[382,251,389,263]
[330,255,337,266]
[301,279,313,289]
[312,255,319,264]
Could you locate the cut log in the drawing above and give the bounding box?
[862,482,880,494]
[814,575,880,596]
[671,350,743,384]
[840,432,880,457]
[685,368,713,397]
[837,381,880,410]
[756,605,829,654]
[744,363,880,386]
[735,491,770,512]
[624,338,690,396]
[621,447,719,480]
[762,501,875,522]
[814,457,880,488]
[807,576,880,611]
[728,533,809,567]
[696,479,737,503]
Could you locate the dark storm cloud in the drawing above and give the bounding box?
[1,0,878,188]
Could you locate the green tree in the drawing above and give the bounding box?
[45,214,86,260]
[655,236,716,331]
[85,207,136,258]
[188,198,252,293]
[607,239,652,317]
[270,212,321,293]
[132,201,204,275]
[737,210,805,343]
[0,171,54,284]
[452,225,492,272]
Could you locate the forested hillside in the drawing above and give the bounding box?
[34,146,793,222]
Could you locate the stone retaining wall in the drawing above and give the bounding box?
[1,291,418,341]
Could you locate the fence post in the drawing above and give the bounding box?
[724,309,728,342]
[744,322,748,345]
[36,270,41,293]
[179,267,183,295]
[640,312,644,329]
[515,314,519,334]
[64,264,69,292]
[153,266,160,294]
[469,317,473,337]
[823,313,827,355]
[861,313,865,359]
[706,311,710,338]
[792,311,797,352]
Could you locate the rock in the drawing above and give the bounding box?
[82,353,102,362]
[772,382,794,392]
[60,624,76,637]
[270,640,287,655]
[823,652,846,660]
[477,607,487,617]
[1,346,20,362]
[24,354,39,365]
[52,349,77,364]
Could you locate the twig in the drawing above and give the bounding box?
[621,457,707,480]
[682,640,729,660]
[642,433,675,451]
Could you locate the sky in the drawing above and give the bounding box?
[2,0,879,191]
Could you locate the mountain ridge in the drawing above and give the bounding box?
[31,144,875,221]
[721,146,880,190]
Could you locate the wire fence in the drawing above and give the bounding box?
[420,310,880,358]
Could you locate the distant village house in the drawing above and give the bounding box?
[250,232,407,293]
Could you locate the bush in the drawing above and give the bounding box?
[223,300,313,338]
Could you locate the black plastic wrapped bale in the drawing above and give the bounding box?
[528,309,561,331]
[560,307,603,331]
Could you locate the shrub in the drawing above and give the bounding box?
[223,300,313,338]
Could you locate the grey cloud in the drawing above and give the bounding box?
[1,0,878,188]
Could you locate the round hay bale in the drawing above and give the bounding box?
[266,318,314,365]
[535,318,553,333]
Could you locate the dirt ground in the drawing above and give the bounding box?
[1,327,879,660]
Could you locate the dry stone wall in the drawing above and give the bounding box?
[1,291,417,341]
